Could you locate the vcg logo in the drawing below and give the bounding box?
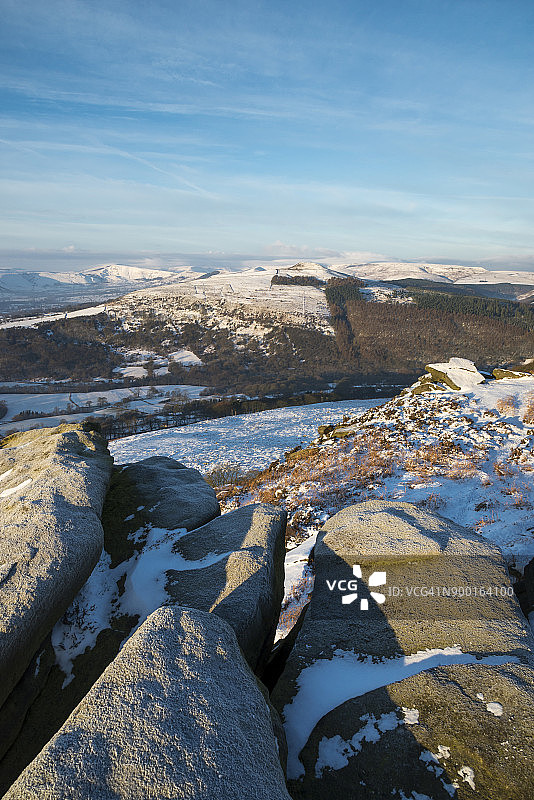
[326,565,387,610]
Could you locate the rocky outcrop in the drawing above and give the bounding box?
[0,425,112,711]
[426,357,485,391]
[0,488,284,792]
[4,606,291,800]
[492,367,531,380]
[166,503,286,673]
[110,455,220,533]
[409,373,447,394]
[303,662,534,800]
[272,500,534,798]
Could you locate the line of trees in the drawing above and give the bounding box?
[270,275,325,287]
[85,384,401,439]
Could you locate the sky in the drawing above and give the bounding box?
[0,0,533,272]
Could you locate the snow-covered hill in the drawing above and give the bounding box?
[73,264,184,284]
[126,259,534,329]
[0,264,188,292]
[0,264,199,311]
[343,261,534,287]
[4,258,534,312]
[179,259,534,292]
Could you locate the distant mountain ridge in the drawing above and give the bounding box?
[344,260,534,290]
[2,258,534,312]
[4,259,534,291]
[0,264,194,293]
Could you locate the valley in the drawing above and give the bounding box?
[0,259,532,438]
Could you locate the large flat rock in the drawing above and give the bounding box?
[301,500,534,659]
[301,662,534,799]
[4,606,292,800]
[0,501,285,792]
[271,500,534,798]
[0,425,112,710]
[166,502,287,672]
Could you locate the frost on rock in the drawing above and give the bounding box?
[51,525,231,684]
[283,647,515,780]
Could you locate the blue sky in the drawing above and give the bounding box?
[0,0,533,271]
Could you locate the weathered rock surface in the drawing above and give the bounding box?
[410,373,446,394]
[4,606,291,800]
[295,500,534,658]
[492,367,531,380]
[301,662,534,800]
[426,357,485,391]
[166,502,286,673]
[0,499,285,793]
[0,635,55,762]
[272,500,534,798]
[0,425,112,710]
[111,455,220,533]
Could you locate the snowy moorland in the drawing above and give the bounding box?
[207,363,534,637]
[49,362,534,701]
[109,398,381,473]
[106,364,534,644]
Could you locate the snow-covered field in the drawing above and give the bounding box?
[0,384,207,431]
[109,399,382,472]
[0,303,108,329]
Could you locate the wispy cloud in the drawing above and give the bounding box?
[1,0,533,266]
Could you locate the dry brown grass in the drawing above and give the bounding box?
[445,456,479,480]
[496,395,518,415]
[404,439,481,481]
[207,462,264,497]
[277,571,314,634]
[249,430,397,500]
[236,421,487,543]
[204,462,242,488]
[508,447,523,464]
[493,460,516,479]
[522,392,534,424]
[233,430,403,538]
[418,491,444,510]
[473,510,498,532]
[501,480,532,509]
